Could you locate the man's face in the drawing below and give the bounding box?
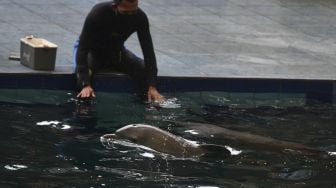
[117,0,138,15]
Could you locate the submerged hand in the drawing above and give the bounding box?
[77,85,96,98]
[147,85,165,103]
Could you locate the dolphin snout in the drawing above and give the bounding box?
[100,134,119,142]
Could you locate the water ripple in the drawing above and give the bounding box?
[269,169,314,181]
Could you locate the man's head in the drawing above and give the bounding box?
[115,0,138,15]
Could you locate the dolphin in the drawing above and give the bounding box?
[100,124,231,158]
[172,121,333,159]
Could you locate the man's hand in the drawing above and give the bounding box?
[77,85,96,98]
[147,85,164,103]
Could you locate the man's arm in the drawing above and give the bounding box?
[76,31,96,99]
[76,8,98,98]
[76,46,96,98]
[137,12,158,87]
[76,44,91,89]
[137,12,164,102]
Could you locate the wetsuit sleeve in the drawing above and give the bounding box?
[137,14,158,87]
[76,10,97,88]
[76,45,90,88]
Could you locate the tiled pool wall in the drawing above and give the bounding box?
[159,77,335,104]
[0,73,335,104]
[334,82,336,104]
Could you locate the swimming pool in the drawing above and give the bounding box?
[0,89,335,187]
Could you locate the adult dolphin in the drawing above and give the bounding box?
[101,124,231,158]
[172,121,334,159]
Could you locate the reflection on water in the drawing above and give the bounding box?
[4,165,28,171]
[0,90,335,187]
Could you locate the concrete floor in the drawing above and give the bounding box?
[0,0,336,80]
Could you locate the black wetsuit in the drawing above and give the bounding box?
[76,1,157,89]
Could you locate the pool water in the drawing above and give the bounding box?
[0,90,335,188]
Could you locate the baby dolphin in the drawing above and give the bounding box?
[172,121,333,159]
[101,124,231,158]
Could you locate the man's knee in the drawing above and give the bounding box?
[122,49,145,69]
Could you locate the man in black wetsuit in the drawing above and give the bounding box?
[75,0,164,103]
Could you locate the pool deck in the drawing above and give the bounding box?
[0,0,336,102]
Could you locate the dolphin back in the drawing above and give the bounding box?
[199,144,231,158]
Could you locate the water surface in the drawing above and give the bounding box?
[0,90,335,187]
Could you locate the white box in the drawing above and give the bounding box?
[20,37,58,70]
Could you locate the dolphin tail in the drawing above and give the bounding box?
[299,147,334,160]
[200,144,231,158]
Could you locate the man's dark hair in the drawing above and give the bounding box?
[114,0,137,4]
[113,0,121,4]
